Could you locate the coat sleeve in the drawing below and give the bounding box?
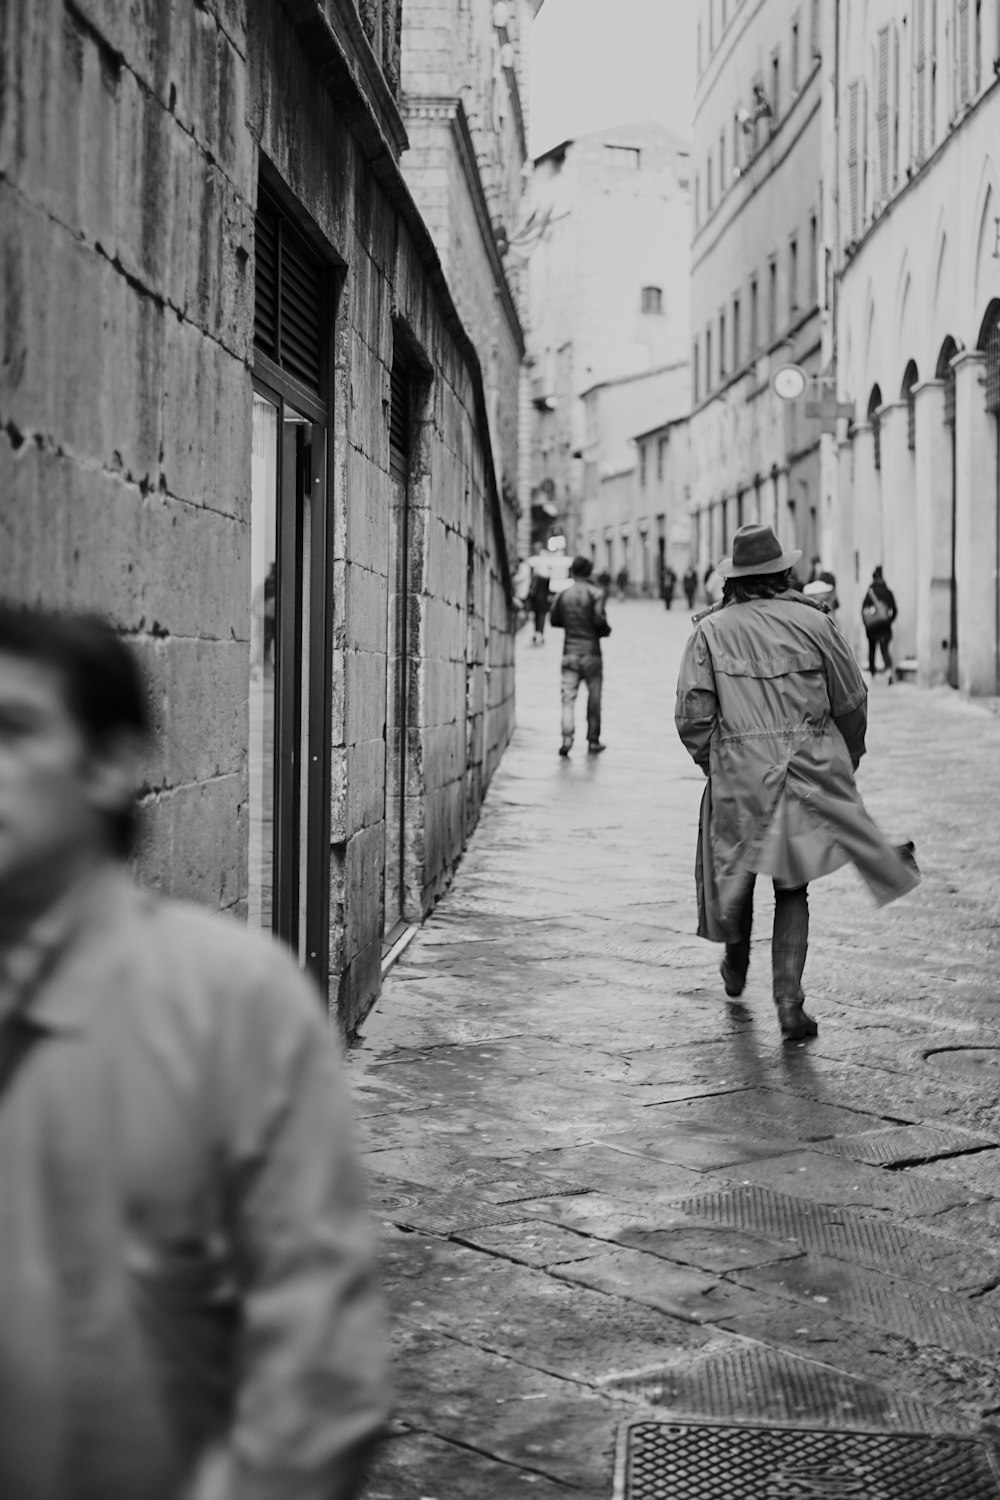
[821,619,869,765]
[549,591,565,628]
[218,957,388,1500]
[675,626,718,770]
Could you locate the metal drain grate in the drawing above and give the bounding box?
[614,1420,1000,1500]
[811,1123,997,1168]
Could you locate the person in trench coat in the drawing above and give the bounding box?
[675,525,920,1040]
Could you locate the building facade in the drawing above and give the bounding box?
[579,366,691,588]
[525,121,693,553]
[1,0,528,1030]
[689,0,827,577]
[833,0,1000,694]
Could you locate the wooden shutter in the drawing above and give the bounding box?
[389,353,410,480]
[254,189,324,393]
[914,0,926,161]
[847,80,860,238]
[876,28,890,202]
[892,24,900,185]
[984,306,1000,416]
[957,0,971,105]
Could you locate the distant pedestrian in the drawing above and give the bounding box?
[683,565,698,610]
[660,565,677,610]
[862,565,898,681]
[550,555,610,756]
[805,556,839,614]
[527,570,552,644]
[596,569,612,602]
[0,604,387,1500]
[616,567,629,601]
[675,525,920,1041]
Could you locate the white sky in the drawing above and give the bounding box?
[529,0,698,158]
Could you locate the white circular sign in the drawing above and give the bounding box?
[771,364,808,402]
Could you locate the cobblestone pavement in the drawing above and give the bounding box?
[353,599,1000,1497]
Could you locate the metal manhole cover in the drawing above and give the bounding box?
[926,1047,1000,1077]
[614,1420,1000,1500]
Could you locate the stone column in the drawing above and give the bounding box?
[845,422,881,657]
[877,400,917,661]
[953,350,998,695]
[912,379,952,685]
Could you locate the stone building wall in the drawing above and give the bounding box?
[1,0,518,1031]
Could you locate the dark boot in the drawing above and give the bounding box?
[776,999,819,1039]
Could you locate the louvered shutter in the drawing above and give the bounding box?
[847,80,860,239]
[957,0,971,106]
[389,354,410,480]
[253,189,325,394]
[892,25,900,185]
[984,306,1000,416]
[914,0,926,161]
[876,28,890,202]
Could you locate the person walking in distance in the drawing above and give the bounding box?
[675,526,920,1041]
[683,565,699,611]
[527,568,552,645]
[660,564,677,610]
[0,604,387,1500]
[550,556,610,757]
[862,565,898,681]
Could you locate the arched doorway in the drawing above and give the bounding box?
[867,385,883,473]
[936,336,959,686]
[977,300,1000,692]
[901,361,919,452]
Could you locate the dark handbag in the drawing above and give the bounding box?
[861,592,891,629]
[595,616,612,639]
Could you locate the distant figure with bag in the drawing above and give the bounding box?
[550,556,610,757]
[862,566,898,681]
[527,570,552,644]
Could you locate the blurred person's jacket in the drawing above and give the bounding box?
[0,868,387,1500]
[549,580,608,652]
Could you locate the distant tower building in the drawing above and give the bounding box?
[689,0,826,578]
[525,122,692,554]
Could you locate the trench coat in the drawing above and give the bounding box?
[674,593,920,943]
[0,870,387,1500]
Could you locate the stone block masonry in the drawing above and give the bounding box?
[2,0,519,1029]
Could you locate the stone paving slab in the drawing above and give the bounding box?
[358,604,1000,1497]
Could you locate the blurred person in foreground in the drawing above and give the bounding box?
[0,604,387,1500]
[550,555,610,757]
[674,526,920,1041]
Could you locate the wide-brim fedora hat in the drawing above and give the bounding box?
[718,524,802,579]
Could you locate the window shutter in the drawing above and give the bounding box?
[957,0,971,105]
[914,0,926,161]
[254,190,324,393]
[984,306,1000,416]
[876,28,890,201]
[847,80,860,239]
[389,354,410,480]
[892,24,900,185]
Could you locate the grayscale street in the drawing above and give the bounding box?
[356,601,1000,1497]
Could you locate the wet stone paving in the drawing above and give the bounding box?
[352,600,1000,1497]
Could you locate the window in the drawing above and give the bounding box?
[605,145,641,170]
[914,1,927,161]
[750,275,759,351]
[709,0,715,51]
[809,213,818,302]
[847,77,865,236]
[693,339,700,401]
[706,326,713,391]
[639,443,647,487]
[733,294,741,368]
[876,26,890,201]
[768,257,778,340]
[789,236,798,315]
[811,0,821,57]
[733,112,742,175]
[902,360,919,451]
[719,129,726,193]
[641,285,664,314]
[771,50,781,121]
[657,436,667,481]
[956,0,972,106]
[719,310,727,378]
[791,15,800,91]
[892,24,901,186]
[252,183,333,988]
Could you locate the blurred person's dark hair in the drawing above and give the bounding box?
[570,555,593,578]
[723,568,793,605]
[0,604,150,857]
